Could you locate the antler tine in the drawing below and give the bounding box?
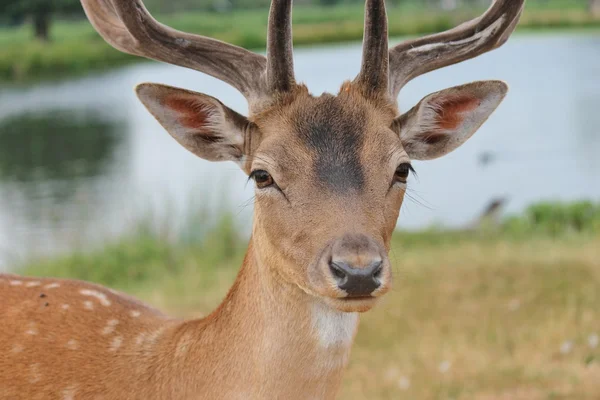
[80,0,267,101]
[354,0,389,97]
[388,0,525,99]
[266,0,296,93]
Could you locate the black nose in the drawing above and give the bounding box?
[329,260,382,297]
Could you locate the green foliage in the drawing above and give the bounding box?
[0,0,81,15]
[23,233,174,288]
[0,26,138,81]
[21,211,244,289]
[0,0,83,41]
[504,201,600,236]
[317,0,342,7]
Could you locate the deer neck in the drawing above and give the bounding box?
[172,239,359,399]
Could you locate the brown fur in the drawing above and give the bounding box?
[1,244,357,399]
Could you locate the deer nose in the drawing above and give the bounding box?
[329,260,382,297]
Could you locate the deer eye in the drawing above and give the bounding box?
[393,163,414,185]
[250,170,274,189]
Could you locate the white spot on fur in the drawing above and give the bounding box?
[143,326,167,350]
[62,385,77,400]
[61,304,70,310]
[44,283,60,289]
[25,281,41,287]
[25,322,38,335]
[83,301,94,310]
[29,363,41,383]
[80,289,111,306]
[311,302,358,348]
[109,336,123,352]
[101,319,119,335]
[66,339,79,350]
[9,280,23,286]
[135,332,147,346]
[11,344,24,353]
[130,310,141,318]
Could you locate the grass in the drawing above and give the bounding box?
[1,2,600,84]
[15,201,600,398]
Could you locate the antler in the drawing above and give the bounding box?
[354,0,389,97]
[266,0,296,93]
[81,0,296,108]
[388,0,525,98]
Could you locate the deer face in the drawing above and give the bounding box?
[248,88,401,312]
[136,78,506,312]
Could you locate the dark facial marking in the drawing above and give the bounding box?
[294,97,366,192]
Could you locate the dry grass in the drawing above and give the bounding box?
[111,234,600,399]
[343,237,600,399]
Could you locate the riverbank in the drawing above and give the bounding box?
[14,201,600,398]
[1,4,600,84]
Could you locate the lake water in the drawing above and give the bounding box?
[0,33,599,269]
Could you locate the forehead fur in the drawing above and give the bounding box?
[253,84,398,192]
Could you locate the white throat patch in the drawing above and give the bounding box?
[311,302,358,348]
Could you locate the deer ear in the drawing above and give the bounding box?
[136,83,252,163]
[393,81,507,160]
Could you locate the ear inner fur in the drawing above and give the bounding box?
[434,95,480,131]
[163,96,212,131]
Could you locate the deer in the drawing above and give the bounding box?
[0,0,524,398]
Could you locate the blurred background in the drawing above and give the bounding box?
[1,0,599,398]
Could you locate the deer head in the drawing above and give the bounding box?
[82,0,524,313]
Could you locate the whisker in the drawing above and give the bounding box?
[236,196,256,216]
[405,187,434,209]
[404,189,434,211]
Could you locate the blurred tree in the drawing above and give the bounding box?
[0,0,82,41]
